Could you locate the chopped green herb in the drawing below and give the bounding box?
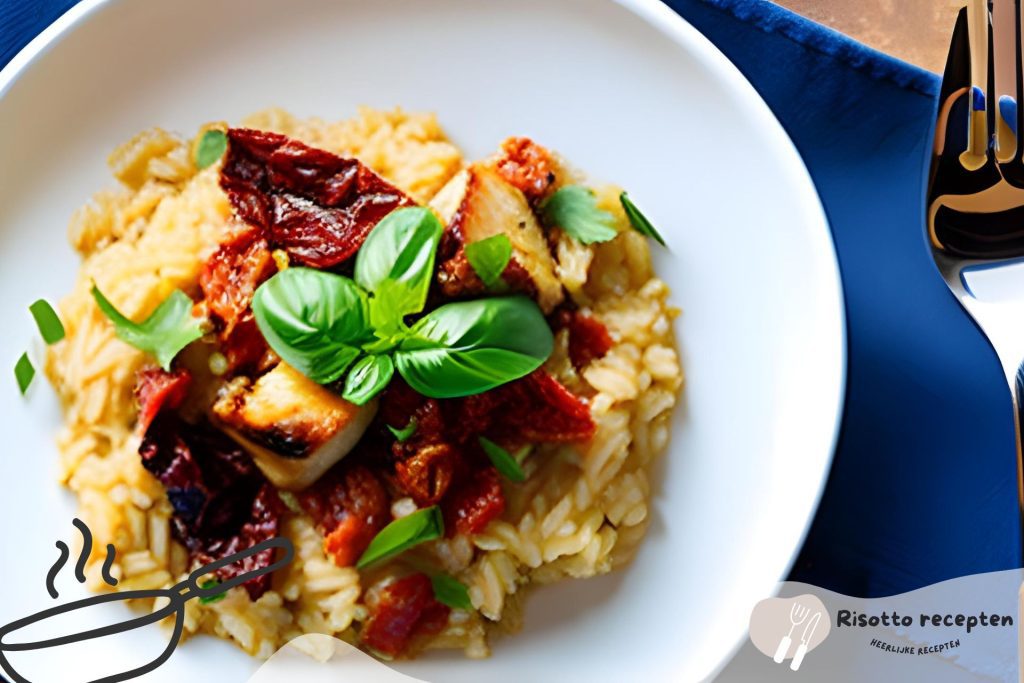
[15,353,34,395]
[198,578,227,604]
[512,445,533,463]
[539,185,618,245]
[430,573,473,610]
[357,506,444,569]
[620,192,666,247]
[92,285,204,371]
[29,299,65,344]
[387,417,418,443]
[195,130,228,170]
[464,234,512,288]
[478,436,526,483]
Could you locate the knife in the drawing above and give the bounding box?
[790,611,821,671]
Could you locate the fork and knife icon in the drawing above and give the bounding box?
[772,602,821,671]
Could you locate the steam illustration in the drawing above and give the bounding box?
[0,523,294,683]
[46,518,118,599]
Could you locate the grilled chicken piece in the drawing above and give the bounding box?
[430,165,564,313]
[213,362,377,490]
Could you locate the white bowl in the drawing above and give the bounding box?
[0,0,845,681]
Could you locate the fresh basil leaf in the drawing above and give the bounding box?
[539,185,618,245]
[394,296,553,399]
[479,437,526,483]
[465,234,512,288]
[387,417,418,443]
[195,130,228,170]
[198,578,227,604]
[252,268,372,384]
[357,506,444,569]
[29,299,65,344]
[620,192,667,247]
[15,352,34,395]
[430,574,474,610]
[92,285,203,371]
[355,207,444,332]
[513,445,533,462]
[342,354,394,405]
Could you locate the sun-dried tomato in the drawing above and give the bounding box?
[138,414,281,599]
[220,129,414,269]
[297,463,390,567]
[195,484,286,600]
[492,137,557,202]
[134,367,192,434]
[361,573,450,657]
[443,370,595,445]
[219,313,270,375]
[500,370,595,443]
[200,225,275,336]
[567,311,613,370]
[442,466,505,536]
[440,389,501,446]
[394,443,457,506]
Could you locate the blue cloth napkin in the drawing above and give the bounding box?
[2,0,1019,599]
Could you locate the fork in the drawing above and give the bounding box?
[772,602,808,663]
[928,0,1024,563]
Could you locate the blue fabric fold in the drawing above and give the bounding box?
[1,0,1020,599]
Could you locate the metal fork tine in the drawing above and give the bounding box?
[993,0,1016,161]
[1007,0,1024,169]
[963,0,992,170]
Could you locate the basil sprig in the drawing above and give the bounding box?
[357,506,444,569]
[92,285,204,371]
[539,185,618,245]
[252,207,553,403]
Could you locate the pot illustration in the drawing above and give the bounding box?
[0,536,294,683]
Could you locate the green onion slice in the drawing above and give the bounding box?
[388,417,418,443]
[479,436,527,483]
[15,353,34,395]
[29,299,65,344]
[430,573,473,610]
[195,130,228,170]
[198,578,228,604]
[620,192,667,247]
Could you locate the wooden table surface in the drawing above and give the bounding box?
[775,0,962,73]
